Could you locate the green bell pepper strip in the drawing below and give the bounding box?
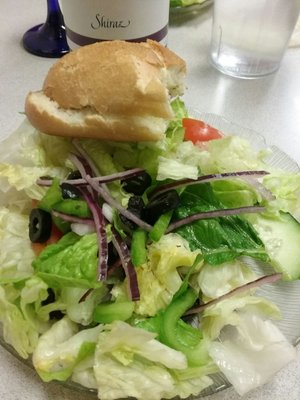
[158,254,207,366]
[52,199,91,218]
[160,287,209,366]
[131,228,148,267]
[93,301,135,324]
[149,211,173,242]
[38,178,62,212]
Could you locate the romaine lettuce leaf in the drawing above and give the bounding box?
[32,316,103,382]
[33,232,103,288]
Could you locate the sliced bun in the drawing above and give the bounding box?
[25,40,186,142]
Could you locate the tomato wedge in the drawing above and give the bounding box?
[31,224,63,256]
[182,118,223,143]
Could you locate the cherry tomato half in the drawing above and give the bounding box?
[31,224,63,256]
[182,118,223,143]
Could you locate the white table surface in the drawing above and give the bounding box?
[1,1,300,399]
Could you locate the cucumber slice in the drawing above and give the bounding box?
[253,212,300,281]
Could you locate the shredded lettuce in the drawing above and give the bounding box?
[201,295,282,340]
[196,136,269,175]
[263,173,300,218]
[130,234,201,316]
[209,312,296,395]
[0,207,34,281]
[0,284,38,358]
[61,286,108,326]
[32,316,103,382]
[197,260,258,301]
[20,276,66,333]
[94,321,193,400]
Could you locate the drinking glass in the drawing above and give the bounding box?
[22,0,70,58]
[209,0,300,78]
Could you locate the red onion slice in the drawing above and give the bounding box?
[111,229,140,301]
[185,273,282,315]
[72,139,101,177]
[166,205,265,233]
[52,210,95,225]
[68,153,94,180]
[151,170,270,199]
[86,175,153,232]
[37,168,145,187]
[80,188,109,281]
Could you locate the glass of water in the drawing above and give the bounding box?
[209,0,300,79]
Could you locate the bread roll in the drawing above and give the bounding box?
[25,40,186,142]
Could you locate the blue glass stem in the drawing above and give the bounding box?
[22,0,70,58]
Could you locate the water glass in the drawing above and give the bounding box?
[209,0,300,78]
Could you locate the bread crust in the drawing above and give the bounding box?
[25,40,186,141]
[25,91,168,141]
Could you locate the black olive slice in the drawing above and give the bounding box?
[143,190,180,224]
[29,208,52,243]
[41,288,64,320]
[119,196,145,230]
[67,170,82,180]
[60,182,82,199]
[121,171,152,195]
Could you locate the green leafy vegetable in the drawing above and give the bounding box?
[93,301,135,324]
[32,317,103,382]
[0,207,34,282]
[33,232,102,288]
[131,229,148,267]
[93,321,194,400]
[174,183,269,264]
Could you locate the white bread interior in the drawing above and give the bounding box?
[25,40,186,142]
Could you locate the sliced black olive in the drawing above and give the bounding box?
[143,190,180,224]
[107,241,119,266]
[49,310,65,320]
[119,195,145,230]
[41,289,64,320]
[67,170,82,180]
[60,182,82,199]
[29,208,52,243]
[121,171,152,195]
[41,288,56,306]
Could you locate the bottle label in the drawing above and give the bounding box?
[60,0,169,46]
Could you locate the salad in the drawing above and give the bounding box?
[0,99,299,400]
[170,0,209,8]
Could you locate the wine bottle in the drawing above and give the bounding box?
[60,0,170,48]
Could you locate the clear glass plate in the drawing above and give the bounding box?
[1,112,300,399]
[170,0,213,15]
